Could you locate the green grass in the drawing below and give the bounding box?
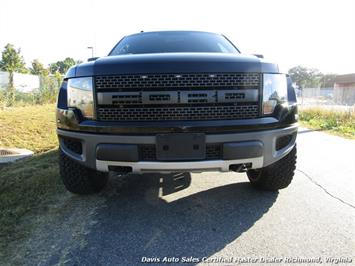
[299,107,355,139]
[0,104,64,259]
[0,152,64,250]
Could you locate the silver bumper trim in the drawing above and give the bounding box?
[96,157,264,173]
[57,124,297,172]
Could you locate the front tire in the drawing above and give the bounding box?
[59,149,108,194]
[247,145,297,191]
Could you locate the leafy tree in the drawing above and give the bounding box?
[319,74,337,88]
[36,75,59,104]
[30,59,49,76]
[49,63,58,74]
[0,44,28,106]
[54,71,63,87]
[49,57,76,75]
[288,66,323,88]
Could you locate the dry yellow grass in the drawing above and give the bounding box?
[0,104,58,153]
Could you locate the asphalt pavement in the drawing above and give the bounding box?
[14,128,355,266]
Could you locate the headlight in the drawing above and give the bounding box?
[67,77,94,118]
[262,74,287,115]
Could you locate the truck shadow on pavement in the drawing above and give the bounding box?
[66,172,278,265]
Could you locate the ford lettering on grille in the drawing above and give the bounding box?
[95,73,261,121]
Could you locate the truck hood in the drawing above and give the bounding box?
[66,53,279,78]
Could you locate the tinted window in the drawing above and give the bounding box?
[109,32,239,55]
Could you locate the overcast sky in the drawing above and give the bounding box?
[0,0,354,74]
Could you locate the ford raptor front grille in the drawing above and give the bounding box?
[95,73,261,121]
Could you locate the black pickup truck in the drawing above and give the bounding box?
[56,31,297,194]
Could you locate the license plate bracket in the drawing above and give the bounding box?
[156,133,206,161]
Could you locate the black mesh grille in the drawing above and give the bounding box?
[276,134,295,151]
[205,144,223,160]
[62,137,82,155]
[95,73,261,121]
[98,104,259,121]
[139,144,222,161]
[139,145,156,161]
[95,73,260,90]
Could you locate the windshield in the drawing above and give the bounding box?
[109,31,239,56]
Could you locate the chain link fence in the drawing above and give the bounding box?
[0,71,62,106]
[297,87,355,113]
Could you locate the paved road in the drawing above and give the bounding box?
[14,128,355,265]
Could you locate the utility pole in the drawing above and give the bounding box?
[87,46,94,58]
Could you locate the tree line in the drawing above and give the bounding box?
[0,43,81,106]
[288,66,337,89]
[0,43,338,107]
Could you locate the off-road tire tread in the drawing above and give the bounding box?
[59,149,108,194]
[247,145,297,191]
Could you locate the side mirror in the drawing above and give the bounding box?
[88,57,99,62]
[253,54,264,59]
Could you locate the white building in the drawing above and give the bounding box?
[0,71,40,93]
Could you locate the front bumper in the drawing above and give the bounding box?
[57,124,297,173]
